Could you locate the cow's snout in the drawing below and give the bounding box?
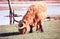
[18,22,27,34]
[18,27,27,34]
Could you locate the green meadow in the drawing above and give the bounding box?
[0,20,60,39]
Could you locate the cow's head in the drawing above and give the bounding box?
[18,20,27,34]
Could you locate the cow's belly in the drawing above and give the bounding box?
[30,23,37,27]
[37,12,47,20]
[29,20,38,27]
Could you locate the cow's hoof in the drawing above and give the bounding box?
[29,32,32,33]
[29,31,33,33]
[36,29,39,31]
[41,30,44,32]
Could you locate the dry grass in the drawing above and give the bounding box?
[0,20,60,39]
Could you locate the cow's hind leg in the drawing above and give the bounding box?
[39,21,44,32]
[36,25,39,31]
[29,25,33,33]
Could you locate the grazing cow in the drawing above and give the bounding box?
[18,2,47,34]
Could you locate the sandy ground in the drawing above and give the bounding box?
[0,20,60,39]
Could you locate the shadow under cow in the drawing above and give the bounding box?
[0,32,20,37]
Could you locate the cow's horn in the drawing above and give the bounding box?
[18,23,25,29]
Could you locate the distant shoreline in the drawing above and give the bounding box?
[0,1,60,4]
[0,3,60,10]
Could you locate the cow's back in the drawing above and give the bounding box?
[30,2,47,26]
[22,2,47,27]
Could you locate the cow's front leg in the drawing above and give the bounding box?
[29,25,33,33]
[36,25,39,31]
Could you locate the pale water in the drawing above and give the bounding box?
[0,4,60,25]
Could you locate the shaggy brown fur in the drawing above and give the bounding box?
[18,2,47,34]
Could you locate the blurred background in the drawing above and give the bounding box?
[0,0,60,25]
